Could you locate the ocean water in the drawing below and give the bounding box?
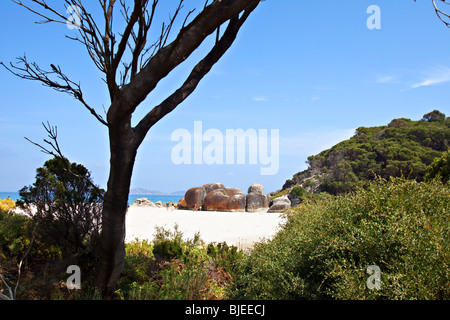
[0,192,183,205]
[127,194,183,205]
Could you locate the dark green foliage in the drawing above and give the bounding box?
[152,241,183,260]
[290,186,305,198]
[425,151,450,183]
[151,224,199,260]
[422,110,446,122]
[0,209,31,261]
[230,178,450,300]
[18,157,104,258]
[287,111,449,195]
[207,242,243,279]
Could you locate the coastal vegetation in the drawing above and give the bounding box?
[2,0,262,294]
[229,177,449,300]
[1,112,449,300]
[280,111,449,203]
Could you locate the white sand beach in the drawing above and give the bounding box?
[125,207,285,250]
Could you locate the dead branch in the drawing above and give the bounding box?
[0,57,108,126]
[0,273,13,300]
[431,0,450,27]
[25,122,105,200]
[14,232,36,299]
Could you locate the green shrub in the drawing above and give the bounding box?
[115,226,235,300]
[290,186,305,198]
[207,242,243,279]
[425,151,449,183]
[0,209,31,261]
[152,241,183,260]
[18,157,104,258]
[230,178,450,300]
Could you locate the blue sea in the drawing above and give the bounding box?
[0,192,183,205]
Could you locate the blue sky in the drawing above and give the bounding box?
[1,0,450,194]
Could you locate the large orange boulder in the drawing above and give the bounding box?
[225,187,244,197]
[203,189,246,212]
[184,187,207,208]
[203,183,225,194]
[218,194,247,212]
[177,198,188,209]
[202,189,229,211]
[182,183,270,212]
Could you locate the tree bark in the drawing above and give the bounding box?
[96,120,138,294]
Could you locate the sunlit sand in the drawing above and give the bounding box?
[125,207,285,251]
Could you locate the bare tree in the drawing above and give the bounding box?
[431,0,450,27]
[2,0,260,294]
[418,0,450,27]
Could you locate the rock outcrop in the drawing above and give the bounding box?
[185,186,207,208]
[181,183,270,212]
[246,184,270,212]
[218,193,247,212]
[177,198,188,209]
[131,198,157,207]
[203,183,225,195]
[268,196,291,213]
[203,189,229,211]
[203,188,247,212]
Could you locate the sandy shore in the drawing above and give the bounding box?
[125,207,285,250]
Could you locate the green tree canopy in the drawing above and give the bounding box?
[422,110,446,122]
[19,157,104,257]
[283,111,450,195]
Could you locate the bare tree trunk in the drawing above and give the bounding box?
[96,122,137,293]
[4,0,262,296]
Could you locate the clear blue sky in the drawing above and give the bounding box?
[1,0,450,194]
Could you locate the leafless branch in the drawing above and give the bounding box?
[24,122,62,158]
[25,122,105,200]
[0,57,108,126]
[0,273,13,300]
[431,0,450,28]
[14,232,36,299]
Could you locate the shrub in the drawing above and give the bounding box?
[425,151,449,183]
[290,186,305,198]
[0,198,16,211]
[152,240,183,260]
[207,242,243,279]
[230,178,450,300]
[0,208,31,261]
[18,157,104,258]
[115,226,235,300]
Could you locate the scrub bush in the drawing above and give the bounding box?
[230,177,449,300]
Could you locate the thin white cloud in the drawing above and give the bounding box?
[411,66,450,89]
[253,96,268,102]
[376,75,397,84]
